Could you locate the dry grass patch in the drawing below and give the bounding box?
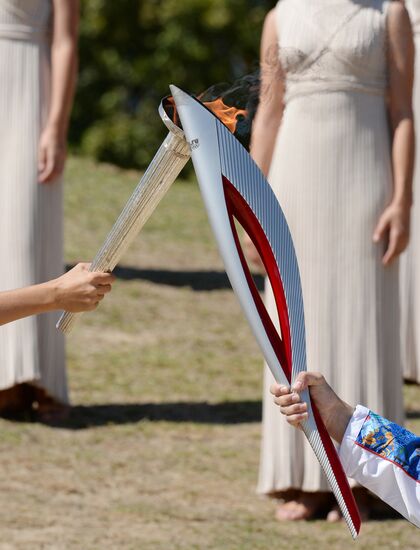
[0,156,418,549]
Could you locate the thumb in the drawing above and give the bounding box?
[373,212,389,243]
[292,371,325,393]
[38,143,46,172]
[91,271,116,285]
[77,262,91,271]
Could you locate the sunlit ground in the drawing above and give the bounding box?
[0,157,418,549]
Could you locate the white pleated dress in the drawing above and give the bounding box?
[0,0,67,404]
[258,0,403,494]
[400,1,420,384]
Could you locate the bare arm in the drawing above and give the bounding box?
[0,264,115,326]
[245,9,284,268]
[250,9,284,176]
[373,3,415,265]
[39,0,79,183]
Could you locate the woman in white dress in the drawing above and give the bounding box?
[400,0,420,384]
[0,0,78,415]
[249,0,414,520]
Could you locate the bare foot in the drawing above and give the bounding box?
[276,492,330,521]
[326,504,342,523]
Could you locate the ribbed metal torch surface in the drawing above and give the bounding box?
[57,129,190,333]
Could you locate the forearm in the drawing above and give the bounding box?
[46,38,78,137]
[391,115,415,207]
[251,9,284,178]
[323,398,355,444]
[387,2,415,208]
[306,378,354,444]
[250,109,282,177]
[0,282,58,325]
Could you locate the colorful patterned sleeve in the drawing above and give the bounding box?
[339,405,420,529]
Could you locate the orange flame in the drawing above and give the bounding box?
[165,95,247,134]
[202,97,247,133]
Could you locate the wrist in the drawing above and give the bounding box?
[391,192,413,210]
[43,120,67,141]
[326,400,355,444]
[43,279,61,311]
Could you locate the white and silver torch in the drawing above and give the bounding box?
[57,99,190,333]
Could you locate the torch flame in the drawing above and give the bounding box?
[164,95,247,135]
[202,97,247,133]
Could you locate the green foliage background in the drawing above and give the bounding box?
[70,0,276,169]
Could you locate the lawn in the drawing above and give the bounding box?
[0,156,418,549]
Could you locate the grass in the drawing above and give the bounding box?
[0,156,419,549]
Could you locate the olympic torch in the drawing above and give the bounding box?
[171,85,361,539]
[57,102,190,333]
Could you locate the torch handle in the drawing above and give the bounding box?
[57,131,190,334]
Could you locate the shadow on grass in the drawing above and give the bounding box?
[66,264,265,292]
[37,403,420,433]
[16,402,417,432]
[37,400,263,430]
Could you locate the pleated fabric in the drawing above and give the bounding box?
[400,0,420,384]
[0,0,67,404]
[258,0,403,494]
